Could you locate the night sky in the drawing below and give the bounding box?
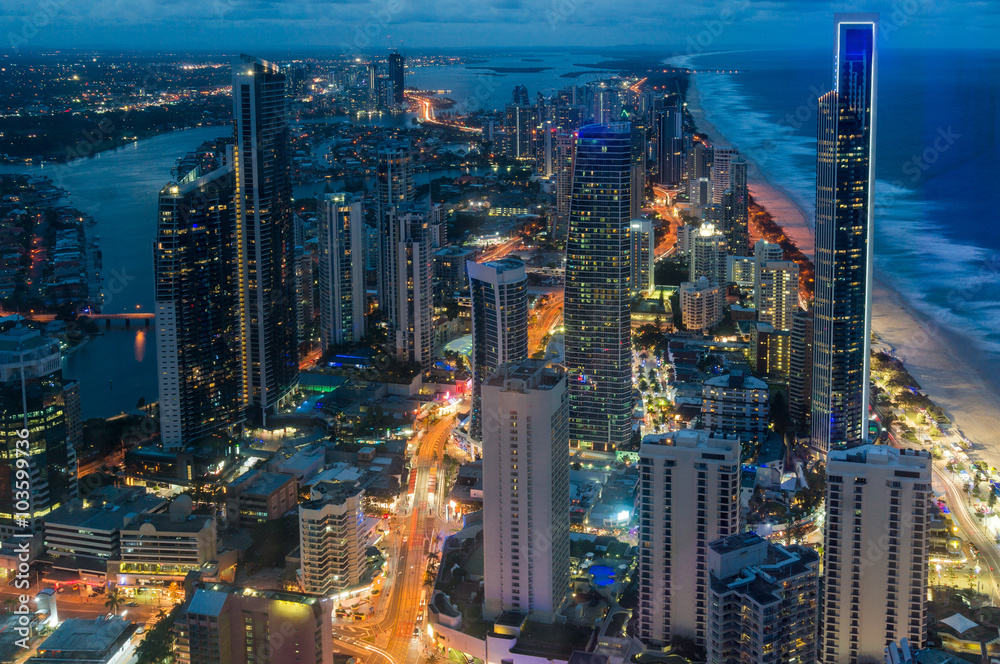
[2,0,996,53]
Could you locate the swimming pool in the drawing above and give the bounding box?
[589,565,615,587]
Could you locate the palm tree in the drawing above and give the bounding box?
[104,589,123,615]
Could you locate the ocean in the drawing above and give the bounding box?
[670,47,1000,368]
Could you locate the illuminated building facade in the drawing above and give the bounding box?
[811,15,878,451]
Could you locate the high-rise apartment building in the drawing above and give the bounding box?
[630,117,647,219]
[701,371,770,451]
[233,54,298,424]
[467,260,528,443]
[155,161,243,450]
[721,156,749,256]
[0,327,76,539]
[553,132,576,244]
[318,192,366,347]
[387,51,405,106]
[629,219,655,296]
[822,445,930,664]
[385,205,436,370]
[789,308,815,428]
[680,277,725,333]
[636,430,741,648]
[753,239,784,280]
[689,223,728,287]
[503,104,537,160]
[707,533,819,664]
[811,15,879,451]
[173,584,334,664]
[655,98,685,186]
[711,147,738,206]
[298,481,366,596]
[757,260,799,332]
[687,143,713,217]
[564,123,633,452]
[482,360,570,623]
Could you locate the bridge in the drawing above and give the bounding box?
[25,312,155,327]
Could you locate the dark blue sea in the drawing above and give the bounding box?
[673,47,1000,364]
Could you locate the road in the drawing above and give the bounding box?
[886,430,1000,601]
[529,292,563,356]
[333,416,455,664]
[651,186,679,257]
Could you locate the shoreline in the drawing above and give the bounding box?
[685,73,1000,466]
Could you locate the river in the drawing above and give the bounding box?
[1,125,488,418]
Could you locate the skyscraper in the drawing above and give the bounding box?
[629,219,655,296]
[503,103,536,160]
[482,359,570,623]
[553,132,575,244]
[155,161,243,450]
[630,116,647,219]
[721,156,749,256]
[811,15,878,451]
[467,259,528,443]
[711,147,738,206]
[655,98,685,186]
[233,54,298,425]
[564,123,633,452]
[687,142,713,217]
[789,308,815,428]
[822,445,930,663]
[377,142,414,320]
[318,192,366,348]
[636,430,741,648]
[689,223,728,287]
[0,327,76,539]
[385,205,436,370]
[756,260,799,332]
[387,51,405,106]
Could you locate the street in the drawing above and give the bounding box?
[333,416,455,664]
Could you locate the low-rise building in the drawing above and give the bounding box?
[114,507,218,586]
[173,584,333,664]
[30,616,136,664]
[225,469,298,528]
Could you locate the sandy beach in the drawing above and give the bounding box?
[686,75,1000,466]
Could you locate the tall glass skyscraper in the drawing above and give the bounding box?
[155,160,243,450]
[0,327,76,539]
[387,51,405,106]
[467,259,528,443]
[233,54,299,425]
[564,123,633,452]
[811,14,878,451]
[318,192,366,348]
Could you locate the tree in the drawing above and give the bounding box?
[104,589,122,615]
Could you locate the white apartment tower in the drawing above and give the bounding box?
[630,218,655,296]
[298,482,366,596]
[482,359,570,624]
[822,445,931,664]
[385,205,437,370]
[636,430,741,648]
[756,260,799,332]
[318,192,366,347]
[689,223,728,287]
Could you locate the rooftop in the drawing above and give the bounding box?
[36,616,134,655]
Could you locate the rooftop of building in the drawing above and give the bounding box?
[45,486,166,533]
[122,511,214,534]
[640,429,740,454]
[36,616,134,655]
[509,621,594,660]
[703,370,768,391]
[434,245,478,257]
[301,480,364,510]
[485,358,564,390]
[185,583,325,617]
[242,471,296,497]
[829,444,931,469]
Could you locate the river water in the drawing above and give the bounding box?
[1,125,488,418]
